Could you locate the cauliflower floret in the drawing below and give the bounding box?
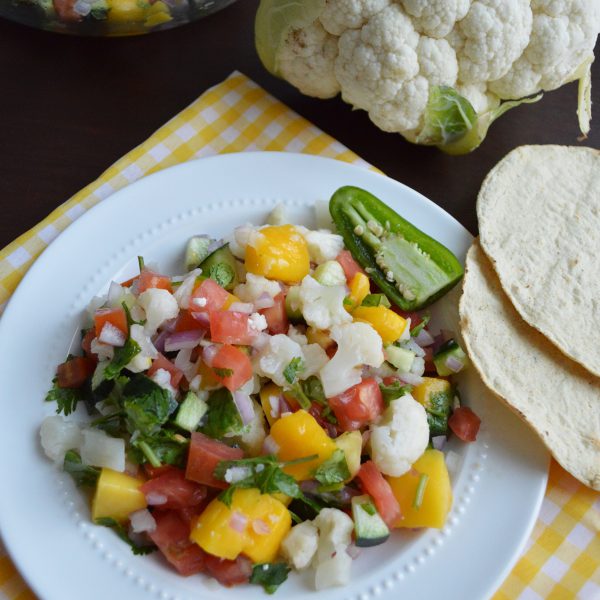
[80,428,126,472]
[287,324,308,345]
[455,81,500,114]
[234,273,281,303]
[138,288,179,337]
[302,229,345,264]
[489,0,600,98]
[278,20,341,99]
[228,224,265,260]
[302,343,329,378]
[237,400,267,456]
[369,393,429,477]
[400,0,470,38]
[298,275,351,330]
[248,312,268,333]
[150,368,177,398]
[173,268,202,309]
[319,0,391,36]
[281,521,319,570]
[255,334,304,388]
[320,322,384,397]
[40,416,83,463]
[125,323,158,373]
[417,37,458,86]
[266,203,289,226]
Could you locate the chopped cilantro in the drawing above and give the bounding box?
[63,450,100,488]
[410,314,430,337]
[314,449,350,489]
[45,377,83,416]
[379,380,413,406]
[94,517,156,555]
[137,256,145,273]
[413,473,429,510]
[283,357,304,385]
[103,338,141,381]
[200,388,245,439]
[360,500,377,516]
[250,562,291,594]
[361,293,391,308]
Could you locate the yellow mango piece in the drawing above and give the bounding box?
[190,489,291,563]
[223,292,241,310]
[91,468,146,523]
[270,410,336,480]
[144,1,172,26]
[107,0,146,22]
[386,449,452,529]
[352,305,407,344]
[346,272,370,311]
[245,225,310,284]
[260,383,283,426]
[197,360,221,390]
[334,431,362,479]
[306,327,334,350]
[412,377,452,411]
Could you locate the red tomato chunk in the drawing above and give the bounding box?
[448,406,481,442]
[94,307,128,337]
[328,378,384,431]
[141,467,207,510]
[356,460,401,528]
[186,432,244,489]
[204,553,253,587]
[147,353,184,389]
[336,250,366,283]
[138,269,173,294]
[56,356,96,389]
[260,292,288,335]
[210,311,256,345]
[211,344,252,392]
[191,279,229,313]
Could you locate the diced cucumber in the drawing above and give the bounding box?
[384,345,415,372]
[313,261,346,286]
[174,391,208,432]
[199,244,239,291]
[351,494,390,547]
[185,236,212,271]
[433,339,468,376]
[285,286,303,321]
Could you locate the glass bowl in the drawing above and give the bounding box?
[0,0,239,35]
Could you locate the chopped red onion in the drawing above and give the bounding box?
[445,355,465,373]
[300,480,319,495]
[252,519,271,536]
[254,293,275,310]
[233,391,255,425]
[107,281,124,305]
[130,509,157,534]
[229,511,248,533]
[432,435,447,450]
[160,317,179,333]
[98,322,126,347]
[228,302,254,314]
[346,544,361,559]
[152,329,169,354]
[164,330,204,352]
[145,492,168,506]
[262,435,280,455]
[398,372,424,386]
[202,344,219,367]
[414,328,435,347]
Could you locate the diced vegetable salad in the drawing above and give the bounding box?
[40,188,480,593]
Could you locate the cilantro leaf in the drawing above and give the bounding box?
[250,563,291,594]
[379,380,413,407]
[131,430,189,468]
[301,376,326,403]
[208,263,235,289]
[283,357,304,385]
[361,293,391,308]
[285,383,311,410]
[410,314,430,337]
[63,450,100,488]
[200,388,245,439]
[314,449,350,489]
[94,517,156,555]
[104,338,141,381]
[122,374,177,436]
[45,378,83,416]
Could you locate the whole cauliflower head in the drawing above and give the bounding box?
[369,393,429,476]
[257,0,600,153]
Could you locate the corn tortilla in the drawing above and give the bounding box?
[460,242,600,490]
[477,145,600,377]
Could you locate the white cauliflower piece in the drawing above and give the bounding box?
[450,0,532,85]
[455,81,500,113]
[315,552,353,590]
[320,0,391,36]
[138,288,179,336]
[248,312,268,333]
[489,0,600,98]
[417,37,458,86]
[401,0,469,38]
[302,229,345,264]
[228,224,265,260]
[255,334,304,388]
[266,203,289,226]
[40,416,83,463]
[150,368,177,398]
[302,343,329,378]
[287,324,308,345]
[237,400,267,456]
[80,428,126,472]
[125,323,158,373]
[281,521,319,570]
[298,275,351,330]
[278,20,341,99]
[320,322,384,397]
[173,268,202,309]
[234,273,281,303]
[369,393,429,477]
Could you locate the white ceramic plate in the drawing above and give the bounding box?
[0,152,548,600]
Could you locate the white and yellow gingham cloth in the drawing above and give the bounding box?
[0,72,597,600]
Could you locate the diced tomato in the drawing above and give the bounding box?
[175,309,208,333]
[328,378,384,431]
[356,461,401,528]
[147,353,184,388]
[143,464,178,479]
[448,406,481,442]
[209,311,256,345]
[120,276,137,288]
[94,307,128,337]
[141,467,207,510]
[56,356,96,389]
[336,250,366,282]
[52,0,82,22]
[260,292,288,335]
[185,432,244,489]
[148,510,207,576]
[190,279,229,313]
[211,344,252,392]
[81,329,97,360]
[138,269,173,294]
[423,346,436,374]
[203,553,252,587]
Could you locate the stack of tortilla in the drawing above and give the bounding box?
[460,145,600,490]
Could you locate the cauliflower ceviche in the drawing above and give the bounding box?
[41,188,480,593]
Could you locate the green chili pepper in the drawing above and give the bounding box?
[329,186,463,311]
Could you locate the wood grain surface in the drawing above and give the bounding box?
[0,0,598,247]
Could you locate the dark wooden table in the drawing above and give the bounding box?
[1,0,598,249]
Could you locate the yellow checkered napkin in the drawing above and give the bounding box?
[0,71,597,600]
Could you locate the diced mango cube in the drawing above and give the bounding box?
[334,431,362,479]
[412,377,452,410]
[386,449,452,529]
[260,383,283,427]
[91,468,146,523]
[346,272,370,311]
[352,305,407,344]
